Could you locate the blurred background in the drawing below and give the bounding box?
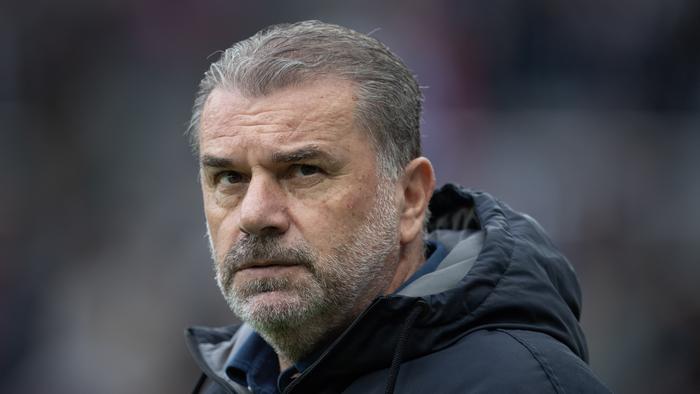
[1,0,699,393]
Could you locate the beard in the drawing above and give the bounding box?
[210,181,401,359]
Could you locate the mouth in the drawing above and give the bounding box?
[238,260,302,271]
[234,261,306,282]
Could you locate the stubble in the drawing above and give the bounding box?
[212,182,400,361]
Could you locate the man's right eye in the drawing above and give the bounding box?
[215,171,244,185]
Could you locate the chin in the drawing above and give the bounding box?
[231,286,323,328]
[248,290,305,315]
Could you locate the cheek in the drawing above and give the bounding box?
[203,192,238,260]
[294,186,375,248]
[342,179,378,219]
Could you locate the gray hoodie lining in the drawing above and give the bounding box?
[398,230,484,297]
[196,329,247,387]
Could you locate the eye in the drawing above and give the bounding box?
[216,171,245,185]
[292,164,322,177]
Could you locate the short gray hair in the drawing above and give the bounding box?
[187,20,423,179]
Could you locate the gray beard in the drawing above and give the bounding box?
[211,182,400,362]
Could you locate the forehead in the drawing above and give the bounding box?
[199,79,364,152]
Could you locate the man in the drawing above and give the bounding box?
[185,20,611,394]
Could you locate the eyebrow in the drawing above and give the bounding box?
[201,155,233,168]
[200,145,338,168]
[271,145,331,163]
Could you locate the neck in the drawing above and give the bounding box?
[383,238,426,294]
[253,310,349,371]
[278,355,293,371]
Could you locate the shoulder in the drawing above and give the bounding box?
[477,329,611,394]
[345,329,611,394]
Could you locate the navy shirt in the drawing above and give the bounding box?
[225,241,448,394]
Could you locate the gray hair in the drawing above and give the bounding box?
[187,20,423,179]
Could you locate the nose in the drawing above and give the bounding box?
[238,174,290,236]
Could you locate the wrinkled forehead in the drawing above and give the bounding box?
[199,78,362,144]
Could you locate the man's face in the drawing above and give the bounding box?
[199,79,401,333]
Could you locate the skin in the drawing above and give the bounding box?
[199,77,435,370]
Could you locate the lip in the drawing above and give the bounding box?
[237,261,301,271]
[235,263,305,280]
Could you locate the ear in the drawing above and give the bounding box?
[398,157,436,245]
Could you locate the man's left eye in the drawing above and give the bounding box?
[292,164,322,176]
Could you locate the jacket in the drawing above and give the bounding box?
[185,184,612,393]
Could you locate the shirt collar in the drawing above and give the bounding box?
[225,332,280,394]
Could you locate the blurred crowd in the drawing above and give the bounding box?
[1,0,698,393]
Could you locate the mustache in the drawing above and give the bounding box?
[222,234,317,274]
